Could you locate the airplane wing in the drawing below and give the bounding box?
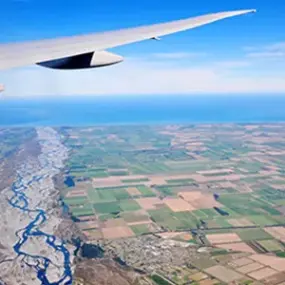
[0,9,255,70]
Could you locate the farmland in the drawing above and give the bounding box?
[59,124,285,270]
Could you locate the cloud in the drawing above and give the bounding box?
[246,42,285,59]
[1,55,285,97]
[151,52,206,60]
[214,60,251,68]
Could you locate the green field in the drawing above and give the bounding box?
[98,213,118,221]
[236,228,273,241]
[258,188,285,202]
[71,204,94,217]
[64,196,88,206]
[217,194,279,216]
[193,210,209,219]
[257,240,284,251]
[148,207,198,231]
[130,224,151,235]
[137,185,156,197]
[112,189,131,200]
[61,125,285,246]
[151,274,173,285]
[119,200,141,211]
[248,215,280,226]
[93,202,121,214]
[155,186,176,196]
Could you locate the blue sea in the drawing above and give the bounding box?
[0,95,285,126]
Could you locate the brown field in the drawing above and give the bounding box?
[191,195,221,209]
[250,254,285,272]
[77,215,96,222]
[237,262,264,274]
[66,190,87,197]
[248,267,278,280]
[272,184,285,190]
[163,198,195,212]
[157,232,182,239]
[197,169,233,175]
[232,257,254,267]
[104,218,127,228]
[147,176,166,185]
[78,221,99,230]
[189,272,208,281]
[92,175,146,187]
[204,174,242,183]
[179,191,203,201]
[205,265,243,283]
[102,226,135,239]
[228,218,254,227]
[179,191,221,209]
[178,233,193,241]
[264,227,285,242]
[216,242,256,253]
[127,220,152,226]
[262,272,285,285]
[277,206,285,215]
[206,233,242,244]
[123,209,150,223]
[219,181,236,188]
[82,229,103,240]
[237,184,253,193]
[135,197,163,210]
[199,280,218,285]
[126,187,141,196]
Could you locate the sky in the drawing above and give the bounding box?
[0,0,285,97]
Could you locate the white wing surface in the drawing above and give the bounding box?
[0,9,255,70]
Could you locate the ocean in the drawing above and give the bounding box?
[0,95,285,126]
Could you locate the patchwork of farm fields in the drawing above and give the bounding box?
[60,125,285,261]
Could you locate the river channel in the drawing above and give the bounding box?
[7,128,73,285]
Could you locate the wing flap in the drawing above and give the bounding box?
[0,9,255,70]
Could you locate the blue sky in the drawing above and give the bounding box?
[1,0,285,96]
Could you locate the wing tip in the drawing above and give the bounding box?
[215,8,257,20]
[243,9,257,14]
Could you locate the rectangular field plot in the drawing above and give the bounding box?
[236,228,273,241]
[121,178,149,183]
[136,185,156,197]
[121,212,150,223]
[130,224,151,235]
[248,215,280,226]
[258,188,285,202]
[87,188,116,203]
[88,187,131,202]
[155,186,176,196]
[119,200,141,211]
[217,194,280,216]
[108,170,129,176]
[203,218,235,229]
[194,207,237,220]
[112,189,131,200]
[98,213,117,221]
[165,161,210,172]
[257,240,284,252]
[148,207,198,231]
[166,178,195,184]
[70,204,95,217]
[93,202,121,214]
[214,218,233,228]
[64,196,88,206]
